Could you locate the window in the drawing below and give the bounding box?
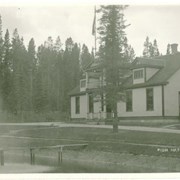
[80,79,86,88]
[146,88,154,111]
[126,90,133,112]
[101,94,104,111]
[134,69,143,79]
[89,94,94,113]
[75,96,80,114]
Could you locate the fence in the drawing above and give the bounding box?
[0,144,88,166]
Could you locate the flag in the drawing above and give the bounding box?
[92,6,96,36]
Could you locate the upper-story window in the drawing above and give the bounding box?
[134,69,143,79]
[80,79,86,88]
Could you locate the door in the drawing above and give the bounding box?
[106,104,112,118]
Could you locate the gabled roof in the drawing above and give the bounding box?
[132,57,165,68]
[85,60,103,71]
[124,53,180,89]
[69,86,86,96]
[85,58,131,72]
[69,53,180,95]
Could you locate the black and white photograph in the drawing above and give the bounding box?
[0,1,180,179]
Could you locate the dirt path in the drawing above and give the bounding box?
[56,123,180,134]
[0,163,53,173]
[0,122,180,134]
[0,122,180,173]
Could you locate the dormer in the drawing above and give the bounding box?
[80,70,101,92]
[133,68,145,84]
[132,57,164,84]
[133,66,161,84]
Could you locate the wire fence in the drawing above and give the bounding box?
[0,143,88,166]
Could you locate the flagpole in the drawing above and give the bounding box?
[94,6,97,56]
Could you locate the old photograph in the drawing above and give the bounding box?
[0,2,180,177]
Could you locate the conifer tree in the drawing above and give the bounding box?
[97,5,129,132]
[63,38,80,112]
[27,38,36,111]
[1,29,12,112]
[54,36,62,52]
[80,44,93,70]
[54,38,63,111]
[143,37,160,57]
[72,43,80,87]
[166,44,171,55]
[152,39,160,56]
[0,15,3,62]
[0,15,4,93]
[11,28,29,120]
[143,36,151,57]
[36,39,52,112]
[123,37,135,62]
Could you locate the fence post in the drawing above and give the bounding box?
[58,146,63,165]
[58,147,61,165]
[0,149,4,166]
[60,147,63,163]
[33,151,35,165]
[30,148,33,165]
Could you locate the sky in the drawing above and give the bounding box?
[0,4,180,56]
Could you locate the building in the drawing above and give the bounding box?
[69,44,180,120]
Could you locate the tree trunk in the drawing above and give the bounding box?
[113,118,118,133]
[112,103,118,133]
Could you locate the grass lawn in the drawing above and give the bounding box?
[11,126,180,157]
[118,121,180,127]
[70,118,180,127]
[1,125,180,172]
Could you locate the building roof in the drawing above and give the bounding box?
[132,57,165,67]
[86,58,131,72]
[69,86,86,96]
[124,53,180,89]
[69,53,180,95]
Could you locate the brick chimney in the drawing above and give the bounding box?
[171,43,178,54]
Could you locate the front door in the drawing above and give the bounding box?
[106,104,112,118]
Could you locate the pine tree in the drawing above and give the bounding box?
[54,36,62,52]
[1,29,12,112]
[53,36,63,111]
[143,37,160,57]
[0,15,3,62]
[44,36,53,50]
[36,42,51,112]
[80,44,93,70]
[149,42,154,57]
[65,37,73,52]
[33,66,45,113]
[72,43,80,86]
[166,44,171,55]
[0,15,4,96]
[143,36,151,57]
[54,44,63,111]
[63,38,74,112]
[27,38,36,111]
[36,36,64,113]
[97,5,129,132]
[152,39,160,56]
[11,28,29,120]
[62,38,80,112]
[123,37,135,62]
